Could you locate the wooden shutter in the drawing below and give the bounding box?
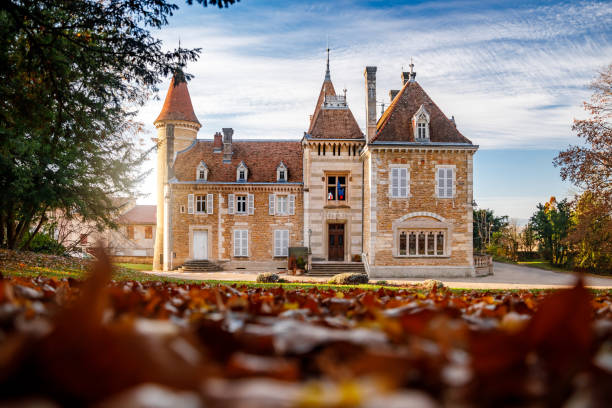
[269,194,275,215]
[188,194,194,214]
[450,168,456,198]
[248,194,254,215]
[390,168,399,197]
[274,230,281,256]
[207,194,213,214]
[445,168,453,198]
[228,194,234,214]
[399,168,408,197]
[288,195,295,215]
[233,230,240,256]
[437,168,445,198]
[282,230,289,256]
[241,230,248,256]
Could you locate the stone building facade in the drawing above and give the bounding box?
[153,56,478,277]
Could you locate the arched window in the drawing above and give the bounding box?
[412,104,430,141]
[276,161,288,182]
[196,161,208,181]
[236,161,248,182]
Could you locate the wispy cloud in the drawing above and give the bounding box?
[134,0,611,214]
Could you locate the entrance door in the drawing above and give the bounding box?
[193,230,208,260]
[328,224,344,261]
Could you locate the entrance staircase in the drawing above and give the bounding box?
[179,259,223,273]
[307,262,366,277]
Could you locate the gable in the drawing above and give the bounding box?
[374,81,471,144]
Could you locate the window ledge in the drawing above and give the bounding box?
[324,204,350,209]
[389,195,412,199]
[394,255,450,258]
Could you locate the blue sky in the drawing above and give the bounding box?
[135,0,611,222]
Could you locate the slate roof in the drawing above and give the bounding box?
[174,139,303,183]
[307,79,364,140]
[373,80,472,144]
[155,74,201,125]
[118,205,157,225]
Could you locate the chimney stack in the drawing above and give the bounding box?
[364,66,377,140]
[389,89,399,102]
[222,128,233,163]
[401,72,410,85]
[213,132,222,152]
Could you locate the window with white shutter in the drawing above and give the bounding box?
[276,195,287,215]
[228,194,235,214]
[269,194,275,215]
[437,167,455,198]
[274,230,289,257]
[187,194,194,214]
[207,194,213,214]
[288,194,295,215]
[195,195,206,213]
[248,194,254,214]
[390,167,409,198]
[234,229,248,257]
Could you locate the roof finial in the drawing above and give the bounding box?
[409,57,416,82]
[325,36,331,81]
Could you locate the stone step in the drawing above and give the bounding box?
[180,259,223,273]
[308,262,366,277]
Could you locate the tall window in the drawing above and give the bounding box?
[274,230,289,257]
[417,122,427,139]
[276,195,288,215]
[236,195,247,214]
[437,167,454,198]
[145,226,153,239]
[398,230,446,257]
[327,175,347,202]
[390,167,409,198]
[196,195,207,213]
[127,225,134,240]
[233,230,248,257]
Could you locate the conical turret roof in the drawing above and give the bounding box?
[155,73,200,125]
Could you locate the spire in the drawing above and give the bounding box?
[409,57,416,82]
[154,72,201,126]
[325,46,331,81]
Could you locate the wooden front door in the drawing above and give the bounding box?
[328,224,344,261]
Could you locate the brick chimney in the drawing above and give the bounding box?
[213,131,222,152]
[222,128,233,163]
[364,66,377,141]
[389,89,399,102]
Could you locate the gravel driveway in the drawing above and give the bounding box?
[145,261,612,289]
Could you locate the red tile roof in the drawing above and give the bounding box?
[174,139,303,183]
[307,79,364,140]
[373,80,472,144]
[118,205,157,225]
[155,74,201,125]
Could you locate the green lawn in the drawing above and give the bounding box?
[517,260,572,273]
[115,263,153,271]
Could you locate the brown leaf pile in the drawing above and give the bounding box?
[0,252,611,407]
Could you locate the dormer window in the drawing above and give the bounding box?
[237,161,248,182]
[412,104,430,141]
[276,162,288,182]
[196,161,208,181]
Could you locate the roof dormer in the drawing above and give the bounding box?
[276,162,288,182]
[237,161,248,182]
[412,104,430,142]
[196,161,208,181]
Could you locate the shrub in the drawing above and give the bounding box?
[256,272,281,283]
[21,232,66,255]
[296,256,305,270]
[328,273,369,285]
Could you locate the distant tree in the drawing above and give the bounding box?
[530,197,573,266]
[568,191,612,274]
[554,63,611,208]
[473,209,508,252]
[0,0,237,249]
[521,222,536,252]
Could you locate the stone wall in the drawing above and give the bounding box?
[169,183,303,270]
[365,146,476,277]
